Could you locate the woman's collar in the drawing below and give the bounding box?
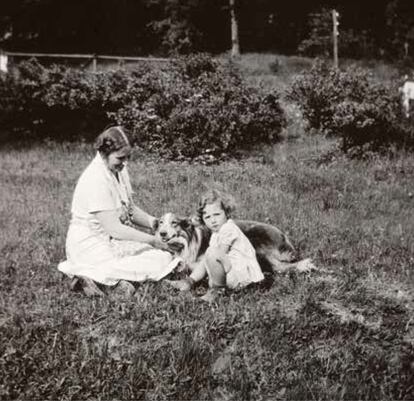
[95,152,115,178]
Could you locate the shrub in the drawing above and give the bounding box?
[0,55,287,159]
[0,59,116,141]
[0,60,47,135]
[113,54,287,159]
[288,60,414,151]
[171,52,218,79]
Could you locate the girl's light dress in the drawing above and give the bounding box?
[209,219,264,289]
[58,153,178,286]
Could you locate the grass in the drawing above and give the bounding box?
[1,133,413,400]
[218,53,401,93]
[220,53,315,93]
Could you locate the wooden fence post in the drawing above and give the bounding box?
[332,10,339,69]
[0,50,8,73]
[92,55,97,72]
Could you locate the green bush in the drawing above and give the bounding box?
[0,59,118,140]
[0,60,47,135]
[0,55,286,159]
[114,54,287,159]
[288,60,414,151]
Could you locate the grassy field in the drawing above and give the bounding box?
[220,52,401,93]
[1,54,413,400]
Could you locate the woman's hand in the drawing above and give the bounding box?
[150,217,159,232]
[151,237,173,252]
[151,237,185,254]
[166,237,186,253]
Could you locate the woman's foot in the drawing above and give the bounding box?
[164,278,192,292]
[79,277,105,297]
[113,280,136,297]
[70,277,81,291]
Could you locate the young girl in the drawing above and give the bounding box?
[167,189,264,301]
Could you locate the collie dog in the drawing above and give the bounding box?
[155,212,316,274]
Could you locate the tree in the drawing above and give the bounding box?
[0,0,412,59]
[385,0,414,59]
[298,8,332,57]
[146,0,202,55]
[0,0,152,54]
[229,0,240,56]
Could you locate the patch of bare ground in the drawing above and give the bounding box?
[360,277,414,345]
[320,300,383,330]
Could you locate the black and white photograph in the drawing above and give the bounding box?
[0,1,413,400]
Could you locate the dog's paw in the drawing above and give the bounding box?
[296,258,318,273]
[164,279,192,292]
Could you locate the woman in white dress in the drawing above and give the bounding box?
[58,126,178,296]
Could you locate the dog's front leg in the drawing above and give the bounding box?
[186,260,202,273]
[176,261,191,273]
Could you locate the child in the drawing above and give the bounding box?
[167,189,264,302]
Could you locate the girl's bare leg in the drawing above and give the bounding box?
[201,247,229,302]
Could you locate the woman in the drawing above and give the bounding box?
[58,126,178,296]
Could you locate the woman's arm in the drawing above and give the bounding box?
[129,204,157,229]
[93,210,166,249]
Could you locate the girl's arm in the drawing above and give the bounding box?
[217,243,231,255]
[93,210,167,250]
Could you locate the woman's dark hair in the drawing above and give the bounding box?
[95,126,131,156]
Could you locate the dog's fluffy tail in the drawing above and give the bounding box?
[267,254,318,274]
[296,258,317,273]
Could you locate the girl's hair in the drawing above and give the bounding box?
[95,126,131,156]
[197,189,236,222]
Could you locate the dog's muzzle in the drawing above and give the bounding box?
[159,230,168,241]
[157,230,178,243]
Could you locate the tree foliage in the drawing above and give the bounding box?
[0,0,413,59]
[298,8,332,57]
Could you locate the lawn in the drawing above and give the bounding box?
[0,130,413,399]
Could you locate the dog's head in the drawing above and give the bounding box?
[155,212,211,263]
[154,212,194,244]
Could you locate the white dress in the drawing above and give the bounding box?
[209,219,264,289]
[58,153,178,286]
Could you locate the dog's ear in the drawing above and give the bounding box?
[190,214,202,227]
[178,217,193,230]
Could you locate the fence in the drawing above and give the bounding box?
[0,50,170,73]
